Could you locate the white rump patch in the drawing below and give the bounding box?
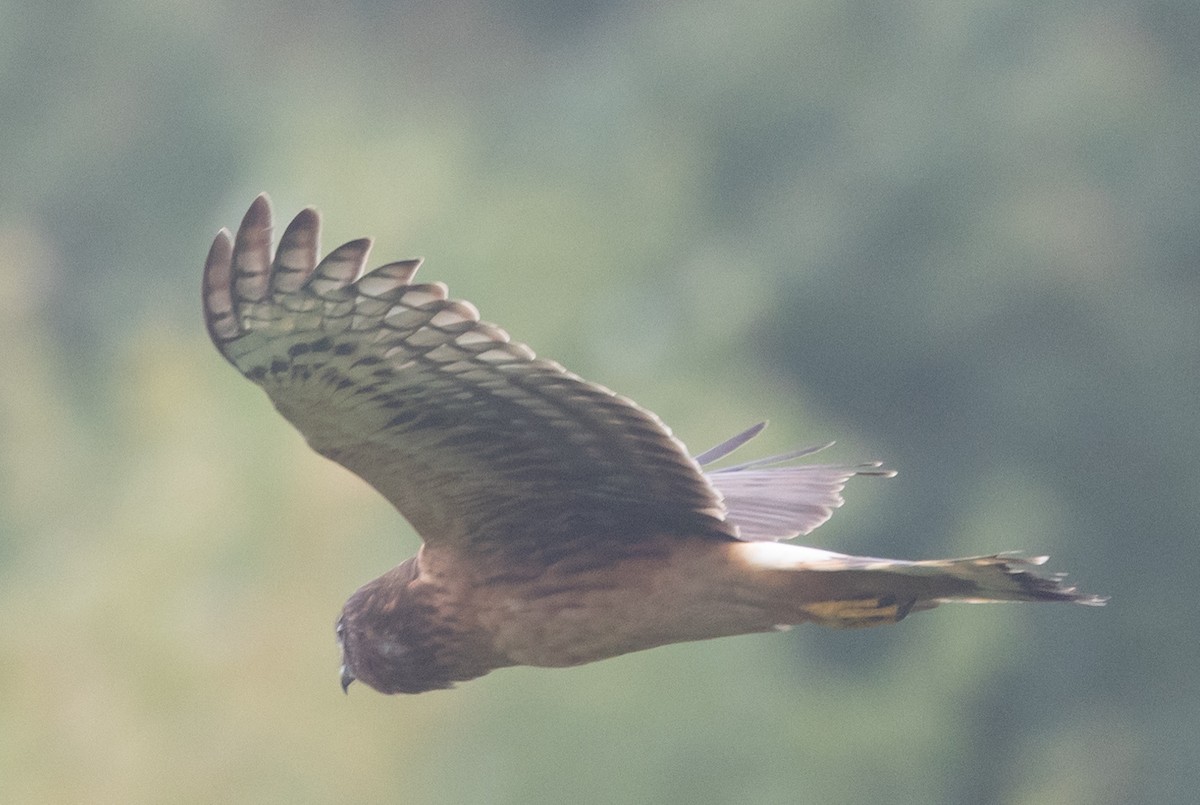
[736,541,851,571]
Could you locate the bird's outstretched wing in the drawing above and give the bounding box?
[203,195,734,554]
[693,423,895,540]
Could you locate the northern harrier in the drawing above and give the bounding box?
[203,195,1104,695]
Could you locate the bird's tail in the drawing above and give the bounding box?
[737,543,1106,628]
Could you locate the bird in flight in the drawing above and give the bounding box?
[203,195,1104,695]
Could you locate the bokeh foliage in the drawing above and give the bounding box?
[2,1,1197,803]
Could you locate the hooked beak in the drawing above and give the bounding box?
[340,665,355,694]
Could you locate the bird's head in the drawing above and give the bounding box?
[335,561,458,695]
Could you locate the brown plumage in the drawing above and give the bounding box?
[203,195,1105,695]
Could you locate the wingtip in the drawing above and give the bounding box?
[207,228,232,266]
[336,236,375,263]
[242,193,273,230]
[292,205,320,226]
[309,236,374,295]
[209,226,233,251]
[854,457,895,477]
[694,421,771,466]
[202,226,240,346]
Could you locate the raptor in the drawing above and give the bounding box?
[203,195,1103,694]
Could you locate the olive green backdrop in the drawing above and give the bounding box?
[2,1,1196,803]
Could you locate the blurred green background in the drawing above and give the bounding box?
[2,1,1197,803]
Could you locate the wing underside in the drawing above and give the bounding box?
[204,196,734,552]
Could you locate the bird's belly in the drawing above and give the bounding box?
[472,542,778,668]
